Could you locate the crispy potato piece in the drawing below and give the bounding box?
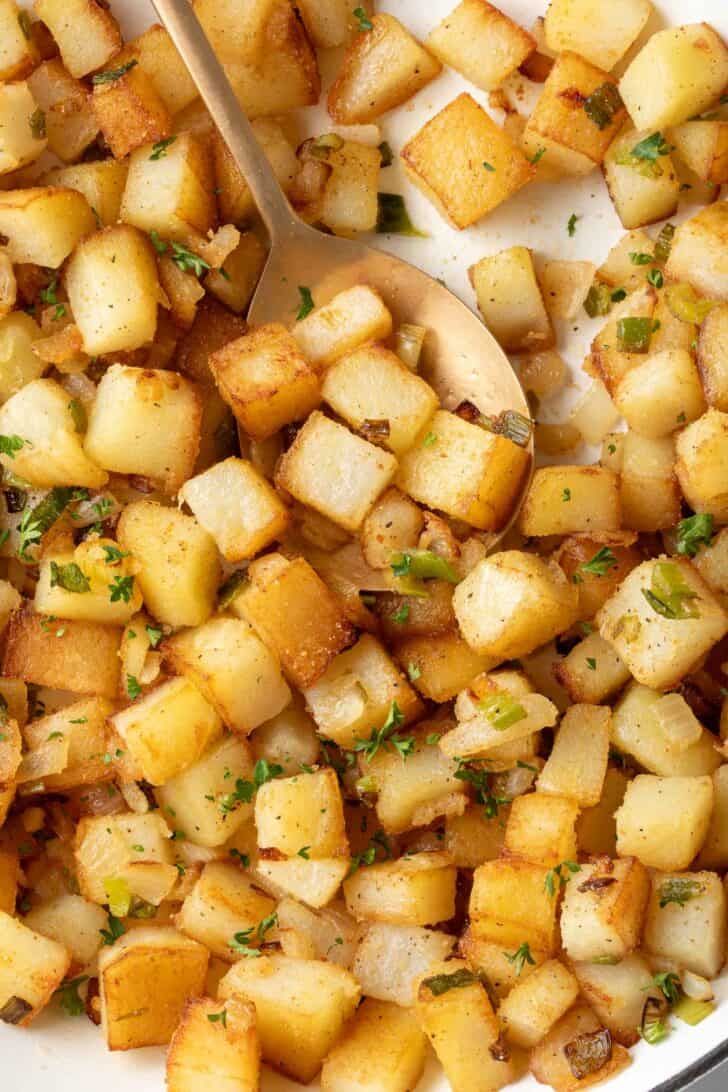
[560,856,649,963]
[21,696,114,791]
[112,24,198,115]
[393,632,494,703]
[500,959,580,1049]
[167,996,260,1092]
[175,861,277,960]
[44,158,128,226]
[612,680,720,778]
[503,793,579,868]
[554,533,641,621]
[255,767,347,860]
[603,126,680,230]
[537,704,610,807]
[530,1004,631,1090]
[554,634,630,705]
[321,997,426,1092]
[619,432,682,532]
[0,186,95,266]
[2,605,121,697]
[0,909,71,1025]
[665,202,728,301]
[34,0,121,78]
[670,120,728,185]
[675,408,728,523]
[0,0,39,80]
[292,284,392,369]
[204,232,267,314]
[427,1,535,92]
[571,952,656,1047]
[518,466,620,536]
[643,869,726,978]
[698,303,728,410]
[470,859,558,953]
[344,852,456,926]
[27,60,98,162]
[92,64,172,159]
[614,348,706,438]
[0,82,47,175]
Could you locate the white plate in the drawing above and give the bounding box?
[5,1,727,1089]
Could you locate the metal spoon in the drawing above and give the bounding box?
[152,0,532,536]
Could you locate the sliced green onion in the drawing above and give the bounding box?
[665,282,719,325]
[672,996,715,1026]
[616,316,653,353]
[310,132,344,158]
[584,282,612,317]
[642,561,700,621]
[583,82,623,130]
[478,692,527,731]
[390,549,459,588]
[376,193,426,237]
[103,876,132,918]
[395,324,427,371]
[653,223,675,264]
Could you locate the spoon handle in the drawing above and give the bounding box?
[151,0,299,242]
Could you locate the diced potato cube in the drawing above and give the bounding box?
[614,348,706,438]
[2,604,120,697]
[367,725,467,834]
[35,537,141,626]
[292,284,392,369]
[360,487,423,571]
[302,633,421,750]
[571,952,656,1047]
[92,63,171,160]
[426,1,534,92]
[597,229,655,291]
[74,811,175,904]
[470,246,553,353]
[204,231,266,315]
[0,0,39,81]
[675,409,728,523]
[34,0,121,78]
[544,0,652,70]
[619,23,728,130]
[28,60,97,163]
[0,81,47,175]
[295,0,354,49]
[99,925,208,1050]
[212,119,297,225]
[155,734,255,848]
[344,852,456,926]
[536,704,610,807]
[232,553,354,689]
[0,311,44,402]
[319,139,380,236]
[218,954,360,1083]
[0,910,70,1025]
[276,411,397,532]
[643,869,726,978]
[597,557,728,689]
[670,120,728,185]
[500,959,580,1049]
[255,856,348,910]
[327,14,440,124]
[0,186,95,266]
[64,225,161,355]
[590,283,658,396]
[560,856,649,962]
[112,24,198,116]
[518,466,620,536]
[22,696,114,792]
[698,304,728,411]
[255,768,347,860]
[163,617,290,737]
[454,551,578,659]
[120,132,216,246]
[24,893,107,970]
[503,793,579,867]
[393,632,494,703]
[615,774,714,870]
[117,501,220,629]
[619,431,682,532]
[539,260,595,321]
[321,997,426,1092]
[443,805,507,869]
[352,921,454,1007]
[665,202,728,301]
[554,634,630,705]
[697,766,728,869]
[603,126,680,230]
[530,1004,631,1090]
[397,410,530,532]
[470,859,558,952]
[175,860,277,960]
[167,996,260,1092]
[43,158,128,226]
[612,681,720,777]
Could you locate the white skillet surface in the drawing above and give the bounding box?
[5,1,728,1089]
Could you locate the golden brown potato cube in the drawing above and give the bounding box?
[603,126,680,230]
[643,868,726,978]
[0,0,39,81]
[670,120,728,185]
[210,323,320,442]
[454,551,578,659]
[112,24,198,116]
[27,60,97,162]
[368,725,467,835]
[292,284,392,369]
[276,411,397,533]
[675,409,728,523]
[92,63,171,160]
[443,804,507,869]
[470,245,554,353]
[614,348,706,438]
[84,365,201,494]
[44,158,128,226]
[321,997,426,1092]
[598,557,728,689]
[393,632,494,703]
[544,0,651,69]
[179,457,288,563]
[254,856,349,910]
[539,260,595,322]
[537,704,610,807]
[666,202,728,301]
[619,23,728,131]
[120,132,216,246]
[321,343,438,455]
[219,954,360,1083]
[204,231,267,314]
[2,605,120,697]
[21,696,114,791]
[0,909,71,1025]
[361,487,424,570]
[560,856,649,963]
[416,959,515,1092]
[518,466,620,536]
[99,925,208,1051]
[255,767,347,860]
[65,225,160,355]
[571,952,659,1048]
[500,959,580,1049]
[0,186,95,266]
[175,860,277,960]
[163,616,290,736]
[523,51,626,177]
[470,859,558,952]
[530,1004,631,1091]
[597,229,654,291]
[0,81,46,175]
[426,1,534,92]
[76,811,177,904]
[344,852,456,926]
[232,553,355,689]
[117,501,220,629]
[34,0,120,78]
[402,93,534,228]
[167,995,260,1092]
[327,13,440,124]
[616,773,714,871]
[698,304,728,411]
[397,410,530,532]
[553,634,630,705]
[619,431,682,532]
[503,793,579,867]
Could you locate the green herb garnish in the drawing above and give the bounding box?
[296,286,314,320]
[150,136,177,160]
[376,193,426,236]
[504,941,535,976]
[583,82,623,130]
[50,561,90,594]
[92,60,138,84]
[675,513,714,558]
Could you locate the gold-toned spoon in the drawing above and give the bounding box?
[152,0,532,536]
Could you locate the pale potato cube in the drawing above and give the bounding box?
[344,852,456,926]
[360,487,424,571]
[692,528,728,602]
[99,925,208,1051]
[74,812,175,904]
[470,859,558,952]
[295,0,353,49]
[470,246,553,353]
[619,431,682,532]
[597,229,655,291]
[84,365,201,494]
[698,766,728,869]
[218,954,360,1083]
[665,203,728,301]
[92,63,171,160]
[368,725,466,834]
[698,304,728,411]
[402,93,534,228]
[204,231,266,314]
[670,120,728,185]
[24,894,107,971]
[0,378,107,489]
[27,60,98,163]
[210,323,320,441]
[590,282,658,395]
[0,910,70,1025]
[554,634,630,705]
[560,856,649,962]
[212,119,297,225]
[167,996,260,1092]
[615,774,714,870]
[254,857,349,910]
[426,1,535,92]
[571,952,656,1047]
[34,0,121,78]
[120,131,216,246]
[250,697,319,779]
[292,284,392,369]
[612,681,720,777]
[643,869,726,978]
[179,457,288,562]
[530,1004,631,1090]
[117,501,220,629]
[22,696,113,792]
[544,0,652,70]
[275,411,397,532]
[619,23,728,130]
[0,81,47,175]
[675,409,728,523]
[500,959,579,1049]
[518,466,620,536]
[321,997,426,1092]
[352,921,454,1007]
[319,139,380,236]
[442,688,557,760]
[597,557,728,689]
[64,225,160,355]
[175,860,277,961]
[44,158,128,226]
[604,126,680,230]
[0,0,38,81]
[113,24,198,116]
[164,617,290,737]
[503,793,578,868]
[454,551,578,659]
[321,344,438,456]
[35,538,141,626]
[397,410,530,532]
[255,768,347,860]
[614,348,706,438]
[327,14,440,124]
[0,311,44,402]
[0,186,95,266]
[539,260,595,321]
[537,704,610,807]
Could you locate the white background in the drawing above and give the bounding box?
[5,1,728,1090]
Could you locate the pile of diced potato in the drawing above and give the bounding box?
[0,1,727,1092]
